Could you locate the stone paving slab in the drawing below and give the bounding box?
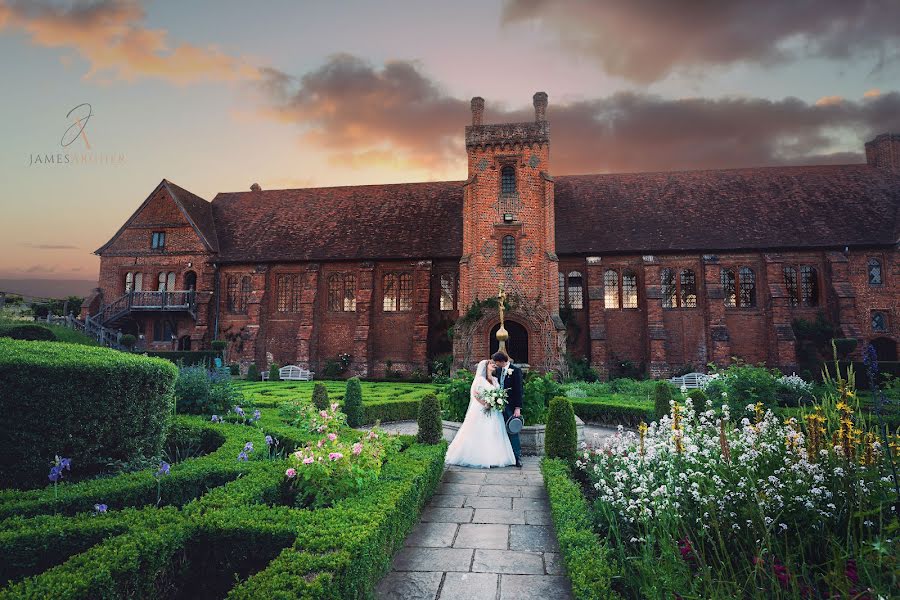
[405,521,459,548]
[430,494,466,508]
[524,510,552,525]
[453,523,509,549]
[463,496,512,510]
[440,483,482,495]
[519,486,549,498]
[375,571,443,600]
[438,573,498,600]
[500,574,573,599]
[471,549,545,574]
[472,508,526,525]
[421,507,473,523]
[478,485,523,497]
[513,497,549,511]
[392,547,474,572]
[444,471,487,484]
[509,525,559,552]
[543,552,564,575]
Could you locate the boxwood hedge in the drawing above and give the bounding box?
[0,340,178,489]
[0,407,447,599]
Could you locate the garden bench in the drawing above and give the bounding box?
[668,372,710,389]
[260,371,269,381]
[279,365,314,381]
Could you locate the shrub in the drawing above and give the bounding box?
[653,381,673,421]
[119,334,137,350]
[686,388,708,405]
[523,373,561,424]
[707,361,779,415]
[174,367,241,415]
[441,370,474,422]
[312,382,329,411]
[571,399,653,428]
[145,351,220,367]
[564,353,600,382]
[344,377,363,427]
[210,340,227,354]
[0,324,56,341]
[268,363,280,382]
[416,394,442,444]
[545,397,577,462]
[229,363,240,376]
[246,363,259,381]
[542,459,619,599]
[0,339,177,489]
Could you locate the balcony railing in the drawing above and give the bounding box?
[95,290,197,325]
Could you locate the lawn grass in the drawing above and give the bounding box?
[0,319,97,346]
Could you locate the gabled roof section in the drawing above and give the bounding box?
[95,179,217,254]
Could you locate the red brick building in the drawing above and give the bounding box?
[83,96,899,378]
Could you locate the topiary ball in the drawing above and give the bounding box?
[416,393,443,444]
[654,381,673,421]
[344,377,363,427]
[545,396,577,462]
[312,382,329,411]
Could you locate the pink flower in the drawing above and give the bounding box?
[317,425,326,432]
[352,442,363,455]
[293,451,303,459]
[317,440,324,448]
[303,456,314,464]
[328,452,344,461]
[331,402,339,411]
[285,468,297,478]
[368,431,378,439]
[328,433,337,441]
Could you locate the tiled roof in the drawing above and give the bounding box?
[210,181,465,262]
[554,164,899,255]
[164,180,219,252]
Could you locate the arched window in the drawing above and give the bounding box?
[382,274,397,312]
[661,268,676,308]
[871,311,888,332]
[868,258,883,285]
[157,271,175,292]
[739,267,756,308]
[721,268,736,308]
[343,275,356,312]
[275,274,299,312]
[184,271,197,291]
[240,276,251,311]
[328,274,343,312]
[799,266,818,307]
[440,272,456,311]
[133,272,143,292]
[783,266,799,307]
[567,271,584,310]
[622,270,638,309]
[501,236,516,266]
[558,271,566,307]
[125,272,136,293]
[398,273,413,311]
[500,166,516,195]
[226,275,251,314]
[680,270,697,308]
[604,269,619,309]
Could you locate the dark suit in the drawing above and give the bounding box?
[500,364,523,460]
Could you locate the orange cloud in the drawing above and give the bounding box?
[815,95,844,106]
[864,88,882,98]
[0,0,261,84]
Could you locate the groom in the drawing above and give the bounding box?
[492,351,523,468]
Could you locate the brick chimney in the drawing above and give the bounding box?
[864,133,900,173]
[533,91,548,122]
[471,97,485,126]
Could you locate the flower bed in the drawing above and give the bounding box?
[574,386,899,598]
[0,404,446,599]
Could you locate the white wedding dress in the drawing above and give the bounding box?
[445,360,516,468]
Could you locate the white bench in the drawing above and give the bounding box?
[668,372,710,389]
[260,371,269,381]
[279,365,315,381]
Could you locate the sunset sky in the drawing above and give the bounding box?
[1,0,899,285]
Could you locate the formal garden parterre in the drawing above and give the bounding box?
[0,339,446,599]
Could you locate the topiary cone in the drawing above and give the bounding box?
[344,377,363,427]
[312,382,329,411]
[546,396,577,462]
[416,393,443,444]
[654,381,673,421]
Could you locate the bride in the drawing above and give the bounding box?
[445,359,516,468]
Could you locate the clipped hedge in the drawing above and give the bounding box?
[416,394,442,444]
[570,399,653,428]
[344,378,364,427]
[144,350,220,367]
[0,324,56,341]
[542,458,620,599]
[546,397,577,462]
[0,340,178,489]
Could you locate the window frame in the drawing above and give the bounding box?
[871,310,888,333]
[603,269,619,310]
[662,267,699,309]
[275,273,300,313]
[501,235,516,266]
[783,264,819,307]
[439,272,457,312]
[151,231,166,250]
[500,165,516,195]
[567,271,584,310]
[867,257,884,286]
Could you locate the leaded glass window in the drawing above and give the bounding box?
[680,270,697,308]
[721,268,736,308]
[440,273,455,311]
[343,275,356,312]
[739,267,756,308]
[784,267,799,307]
[567,271,584,310]
[398,273,413,311]
[328,274,342,311]
[382,274,397,312]
[799,266,818,307]
[502,236,516,266]
[500,166,516,195]
[558,271,565,307]
[622,270,638,309]
[276,274,299,312]
[868,258,883,285]
[872,311,887,332]
[661,268,676,308]
[226,275,239,313]
[604,269,619,309]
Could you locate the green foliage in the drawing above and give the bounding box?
[428,353,453,383]
[610,356,645,380]
[833,337,858,359]
[312,382,329,411]
[793,313,838,376]
[708,360,779,415]
[416,394,443,444]
[246,363,259,381]
[541,459,619,599]
[570,399,653,428]
[686,388,708,405]
[268,362,280,382]
[145,351,220,367]
[210,340,227,353]
[0,323,56,341]
[322,353,352,378]
[545,397,577,462]
[229,363,240,376]
[174,366,242,415]
[523,372,561,424]
[441,370,474,422]
[653,381,674,421]
[565,353,600,382]
[119,333,137,350]
[0,339,177,489]
[344,377,363,427]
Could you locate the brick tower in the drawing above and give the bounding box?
[453,92,566,372]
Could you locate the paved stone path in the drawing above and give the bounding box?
[375,457,573,600]
[364,420,618,447]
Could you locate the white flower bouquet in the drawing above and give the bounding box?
[480,387,508,415]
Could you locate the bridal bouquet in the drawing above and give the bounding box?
[480,387,508,415]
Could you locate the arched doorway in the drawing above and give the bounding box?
[184,271,197,290]
[872,337,898,361]
[490,320,529,365]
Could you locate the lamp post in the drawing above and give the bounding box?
[496,284,511,361]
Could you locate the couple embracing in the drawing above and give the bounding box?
[445,352,524,469]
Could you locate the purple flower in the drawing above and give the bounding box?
[156,461,170,477]
[59,458,72,471]
[243,442,254,453]
[94,503,107,513]
[48,465,61,482]
[237,451,248,462]
[265,435,273,446]
[251,409,261,422]
[211,414,220,423]
[234,406,245,417]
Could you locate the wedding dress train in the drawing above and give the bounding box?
[445,360,516,468]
